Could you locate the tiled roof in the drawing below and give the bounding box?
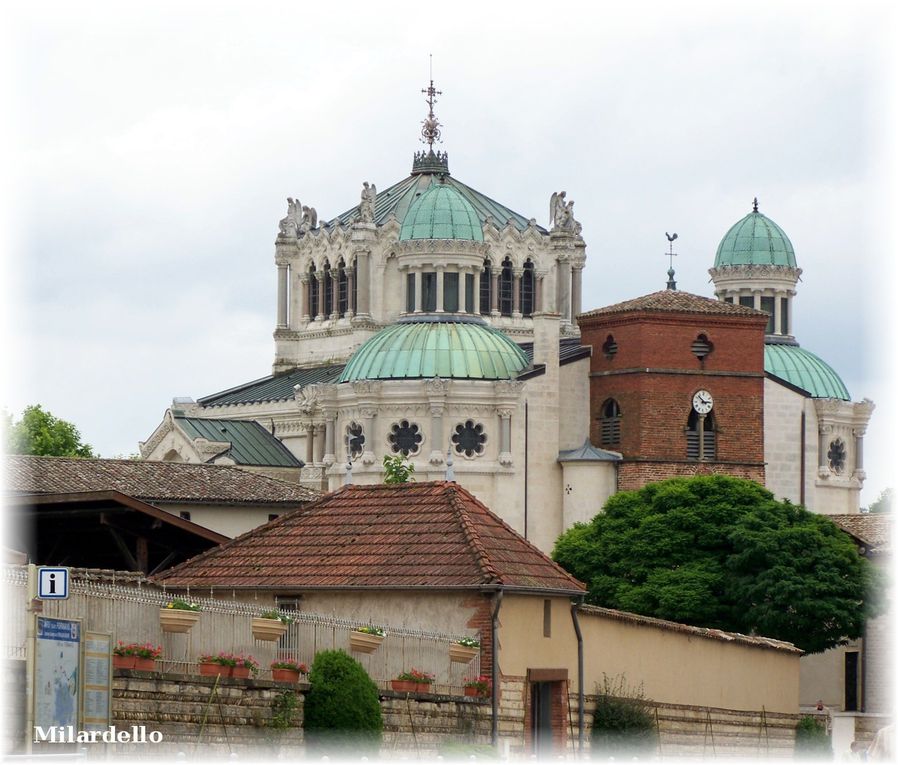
[4,455,319,505]
[156,481,587,593]
[830,514,892,554]
[198,364,345,407]
[580,290,767,318]
[175,416,302,467]
[557,440,622,462]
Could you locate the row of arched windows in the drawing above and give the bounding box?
[307,259,358,319]
[480,258,536,317]
[599,398,717,459]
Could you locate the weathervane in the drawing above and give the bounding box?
[420,55,442,148]
[665,232,678,291]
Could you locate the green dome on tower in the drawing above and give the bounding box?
[399,184,484,242]
[765,344,849,400]
[714,203,797,268]
[338,316,528,382]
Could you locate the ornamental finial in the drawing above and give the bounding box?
[752,197,759,213]
[420,55,443,149]
[665,232,678,291]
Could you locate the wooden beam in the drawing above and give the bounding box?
[136,537,149,574]
[149,551,177,576]
[105,527,139,572]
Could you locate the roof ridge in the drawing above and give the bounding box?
[445,484,502,585]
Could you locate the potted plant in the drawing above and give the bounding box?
[449,636,480,663]
[160,598,201,633]
[270,658,308,683]
[349,625,385,654]
[463,675,491,698]
[198,652,235,677]
[391,669,435,694]
[251,609,292,641]
[113,642,162,671]
[230,654,259,679]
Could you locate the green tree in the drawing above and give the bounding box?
[382,453,414,484]
[4,405,95,458]
[865,488,893,514]
[552,475,883,654]
[303,650,382,755]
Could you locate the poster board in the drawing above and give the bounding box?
[34,617,81,730]
[81,631,112,732]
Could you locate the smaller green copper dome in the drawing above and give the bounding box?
[714,208,797,268]
[339,316,528,382]
[399,184,484,242]
[765,344,849,400]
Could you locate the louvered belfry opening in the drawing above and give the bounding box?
[691,333,713,361]
[686,409,716,460]
[600,399,621,447]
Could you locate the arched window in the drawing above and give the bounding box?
[323,261,333,317]
[602,334,618,359]
[346,421,365,460]
[686,410,716,460]
[480,260,492,316]
[499,257,513,317]
[337,259,348,316]
[521,260,535,317]
[599,399,621,446]
[351,258,358,314]
[308,263,319,318]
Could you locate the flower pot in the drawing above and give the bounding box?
[465,686,487,698]
[160,608,200,633]
[133,657,156,672]
[391,680,418,693]
[449,644,479,664]
[271,668,301,683]
[199,662,226,677]
[113,655,135,670]
[349,631,383,654]
[251,617,288,642]
[415,683,433,694]
[230,666,251,679]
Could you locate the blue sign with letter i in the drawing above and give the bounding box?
[37,567,69,599]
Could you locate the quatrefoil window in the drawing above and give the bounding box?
[346,422,365,459]
[828,439,847,474]
[452,420,486,458]
[388,420,422,456]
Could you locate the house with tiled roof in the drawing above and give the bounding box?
[5,456,320,566]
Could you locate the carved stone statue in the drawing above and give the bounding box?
[359,181,377,223]
[549,191,581,234]
[300,205,318,232]
[278,197,300,237]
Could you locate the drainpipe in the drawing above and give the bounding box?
[524,400,529,539]
[570,600,585,753]
[491,588,504,747]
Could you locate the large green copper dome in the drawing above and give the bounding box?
[339,316,528,382]
[399,184,484,242]
[714,209,797,268]
[765,344,849,400]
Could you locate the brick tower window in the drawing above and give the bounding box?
[600,399,621,446]
[686,410,716,460]
[602,335,618,359]
[691,333,713,361]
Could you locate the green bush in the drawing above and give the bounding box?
[590,675,657,758]
[303,650,382,755]
[795,715,832,760]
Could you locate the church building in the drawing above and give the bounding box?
[140,84,873,553]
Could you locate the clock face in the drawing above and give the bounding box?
[692,390,714,414]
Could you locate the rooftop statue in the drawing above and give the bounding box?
[550,191,581,234]
[301,204,318,232]
[278,197,300,237]
[359,181,377,223]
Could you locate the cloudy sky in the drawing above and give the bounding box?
[3,2,895,504]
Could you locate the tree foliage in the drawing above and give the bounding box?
[4,405,95,458]
[303,650,382,755]
[552,475,883,654]
[382,453,414,484]
[866,487,893,514]
[794,715,832,759]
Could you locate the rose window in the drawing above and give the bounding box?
[388,420,422,456]
[452,420,486,458]
[346,422,365,459]
[828,439,847,474]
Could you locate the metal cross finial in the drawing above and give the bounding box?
[420,56,443,148]
[752,197,759,213]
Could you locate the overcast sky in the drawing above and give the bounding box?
[3,2,895,505]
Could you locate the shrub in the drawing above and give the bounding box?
[590,675,656,758]
[795,715,832,760]
[303,650,382,755]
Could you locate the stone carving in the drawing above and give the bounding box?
[549,191,582,234]
[424,377,449,397]
[278,197,300,237]
[352,380,382,397]
[494,380,524,397]
[294,383,322,414]
[359,407,379,420]
[359,182,377,223]
[496,408,515,419]
[301,205,318,232]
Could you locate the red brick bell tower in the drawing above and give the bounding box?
[578,290,768,491]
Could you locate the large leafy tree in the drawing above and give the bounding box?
[865,488,893,514]
[4,405,95,458]
[553,475,883,654]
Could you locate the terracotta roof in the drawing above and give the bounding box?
[580,290,767,318]
[579,604,802,654]
[4,455,319,505]
[156,481,587,593]
[830,513,892,554]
